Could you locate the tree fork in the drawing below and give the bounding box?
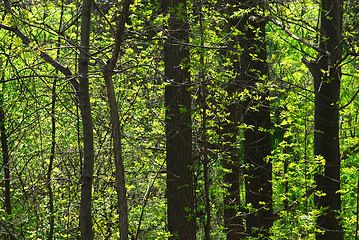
[101,0,132,239]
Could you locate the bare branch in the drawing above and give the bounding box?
[0,219,18,240]
[339,88,359,110]
[0,23,79,92]
[268,17,331,57]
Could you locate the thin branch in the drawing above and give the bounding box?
[267,17,330,57]
[106,0,132,70]
[273,187,315,220]
[91,0,117,41]
[0,219,18,240]
[0,23,79,92]
[339,88,359,110]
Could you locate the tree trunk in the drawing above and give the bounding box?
[219,1,245,238]
[46,67,56,240]
[162,0,196,239]
[305,0,344,238]
[240,4,273,238]
[101,1,132,239]
[1,80,12,228]
[78,0,95,239]
[198,1,211,238]
[1,0,12,222]
[222,107,243,239]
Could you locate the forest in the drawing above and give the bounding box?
[0,0,358,239]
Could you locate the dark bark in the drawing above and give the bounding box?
[221,53,243,239]
[1,5,12,224]
[46,3,65,239]
[1,81,12,219]
[101,1,131,239]
[78,0,95,239]
[198,1,211,238]
[218,1,245,238]
[304,0,344,238]
[162,0,196,239]
[221,110,243,239]
[46,69,56,240]
[240,3,273,238]
[0,219,17,240]
[3,0,11,13]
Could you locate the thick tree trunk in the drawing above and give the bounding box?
[162,1,196,239]
[219,1,245,238]
[78,0,95,239]
[222,108,243,239]
[305,0,344,238]
[240,5,273,238]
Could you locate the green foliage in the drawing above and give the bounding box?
[0,0,358,239]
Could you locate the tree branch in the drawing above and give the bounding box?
[0,23,79,92]
[0,219,18,240]
[339,88,359,110]
[273,187,315,220]
[268,17,330,57]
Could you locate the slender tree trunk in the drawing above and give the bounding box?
[101,1,131,239]
[162,1,196,239]
[46,70,56,240]
[198,1,211,238]
[46,3,65,239]
[240,3,273,238]
[1,0,12,222]
[304,0,344,238]
[78,0,95,239]
[1,80,12,231]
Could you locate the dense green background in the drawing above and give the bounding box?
[0,0,358,239]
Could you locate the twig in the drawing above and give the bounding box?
[339,88,359,110]
[0,23,78,92]
[0,219,18,240]
[267,17,330,57]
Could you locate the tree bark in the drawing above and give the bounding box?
[240,3,273,238]
[101,1,131,239]
[162,0,196,239]
[198,1,211,238]
[305,0,344,238]
[221,106,243,239]
[46,66,56,240]
[1,79,12,225]
[219,1,245,238]
[1,1,12,226]
[78,0,95,239]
